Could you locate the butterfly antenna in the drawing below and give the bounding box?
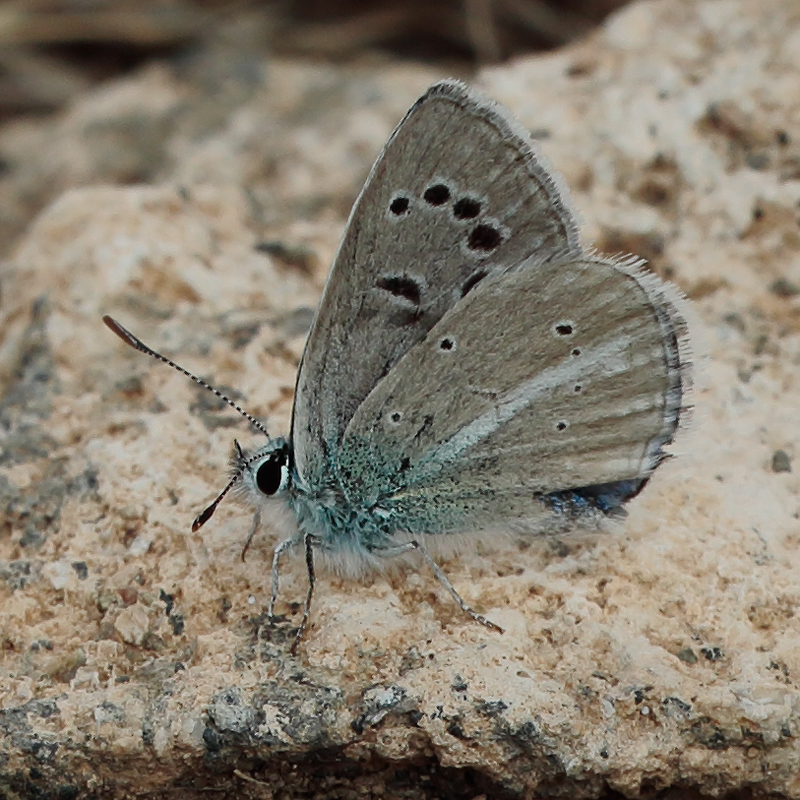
[103,315,271,439]
[192,439,266,532]
[192,474,238,531]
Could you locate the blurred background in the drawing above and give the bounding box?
[0,0,633,259]
[0,0,629,121]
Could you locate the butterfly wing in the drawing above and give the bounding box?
[291,80,581,491]
[336,254,690,534]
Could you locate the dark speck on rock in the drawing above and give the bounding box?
[772,449,792,473]
[202,727,223,753]
[169,613,185,636]
[71,562,88,580]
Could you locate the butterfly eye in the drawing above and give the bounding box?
[255,450,290,496]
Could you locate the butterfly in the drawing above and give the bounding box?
[104,80,691,652]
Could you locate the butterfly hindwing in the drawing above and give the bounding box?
[336,255,689,534]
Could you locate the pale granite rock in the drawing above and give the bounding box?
[2,0,800,797]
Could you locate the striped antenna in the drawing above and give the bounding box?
[191,440,265,532]
[103,315,271,439]
[192,474,237,531]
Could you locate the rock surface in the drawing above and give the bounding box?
[2,0,800,797]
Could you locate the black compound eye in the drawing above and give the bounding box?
[255,449,289,496]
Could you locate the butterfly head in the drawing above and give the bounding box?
[235,438,293,500]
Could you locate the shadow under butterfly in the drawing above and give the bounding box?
[104,80,691,653]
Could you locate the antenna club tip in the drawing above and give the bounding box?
[102,314,142,349]
[192,505,216,531]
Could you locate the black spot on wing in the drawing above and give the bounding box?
[423,184,451,205]
[413,414,435,443]
[376,274,423,306]
[453,197,482,219]
[462,269,488,297]
[467,224,503,252]
[389,195,411,216]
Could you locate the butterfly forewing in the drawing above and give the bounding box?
[291,80,581,491]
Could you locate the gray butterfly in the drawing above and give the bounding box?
[105,80,690,651]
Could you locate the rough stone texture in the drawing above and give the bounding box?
[2,0,800,797]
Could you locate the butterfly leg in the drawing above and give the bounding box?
[371,541,504,634]
[241,509,262,563]
[290,532,318,655]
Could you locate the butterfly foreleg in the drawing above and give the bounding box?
[370,540,504,634]
[240,509,262,563]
